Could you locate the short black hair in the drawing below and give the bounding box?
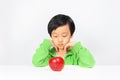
[48,14,75,36]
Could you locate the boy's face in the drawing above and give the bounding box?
[51,24,72,50]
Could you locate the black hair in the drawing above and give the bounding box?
[48,14,75,36]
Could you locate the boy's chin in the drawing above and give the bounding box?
[58,47,64,50]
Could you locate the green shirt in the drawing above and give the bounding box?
[32,39,95,68]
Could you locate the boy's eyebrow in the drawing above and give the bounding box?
[52,32,57,34]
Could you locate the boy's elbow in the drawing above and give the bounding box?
[32,58,48,67]
[85,58,96,68]
[32,56,42,67]
[32,59,40,67]
[79,59,96,68]
[88,61,96,68]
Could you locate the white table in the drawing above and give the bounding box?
[0,65,120,80]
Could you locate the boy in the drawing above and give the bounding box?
[32,14,95,68]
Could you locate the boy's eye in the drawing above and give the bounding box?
[63,35,67,37]
[53,36,58,38]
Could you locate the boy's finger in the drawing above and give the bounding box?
[52,40,59,52]
[64,44,68,51]
[56,47,59,52]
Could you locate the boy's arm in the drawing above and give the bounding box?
[71,42,96,68]
[32,39,52,67]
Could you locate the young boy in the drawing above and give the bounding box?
[32,14,95,68]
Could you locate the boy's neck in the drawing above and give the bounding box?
[58,48,64,52]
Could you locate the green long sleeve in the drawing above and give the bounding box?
[32,39,52,67]
[70,42,95,68]
[32,39,96,68]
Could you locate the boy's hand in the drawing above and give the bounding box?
[51,40,76,58]
[51,40,76,52]
[51,40,59,52]
[64,42,76,51]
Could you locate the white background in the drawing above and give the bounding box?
[0,0,120,65]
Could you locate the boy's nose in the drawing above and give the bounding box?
[58,37,63,42]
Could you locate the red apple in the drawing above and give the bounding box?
[49,57,64,71]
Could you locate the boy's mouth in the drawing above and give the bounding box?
[58,44,64,47]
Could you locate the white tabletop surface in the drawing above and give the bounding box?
[0,65,120,80]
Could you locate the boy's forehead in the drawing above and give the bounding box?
[52,31,68,34]
[52,24,70,34]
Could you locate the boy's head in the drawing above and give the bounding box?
[48,14,75,36]
[48,14,75,50]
